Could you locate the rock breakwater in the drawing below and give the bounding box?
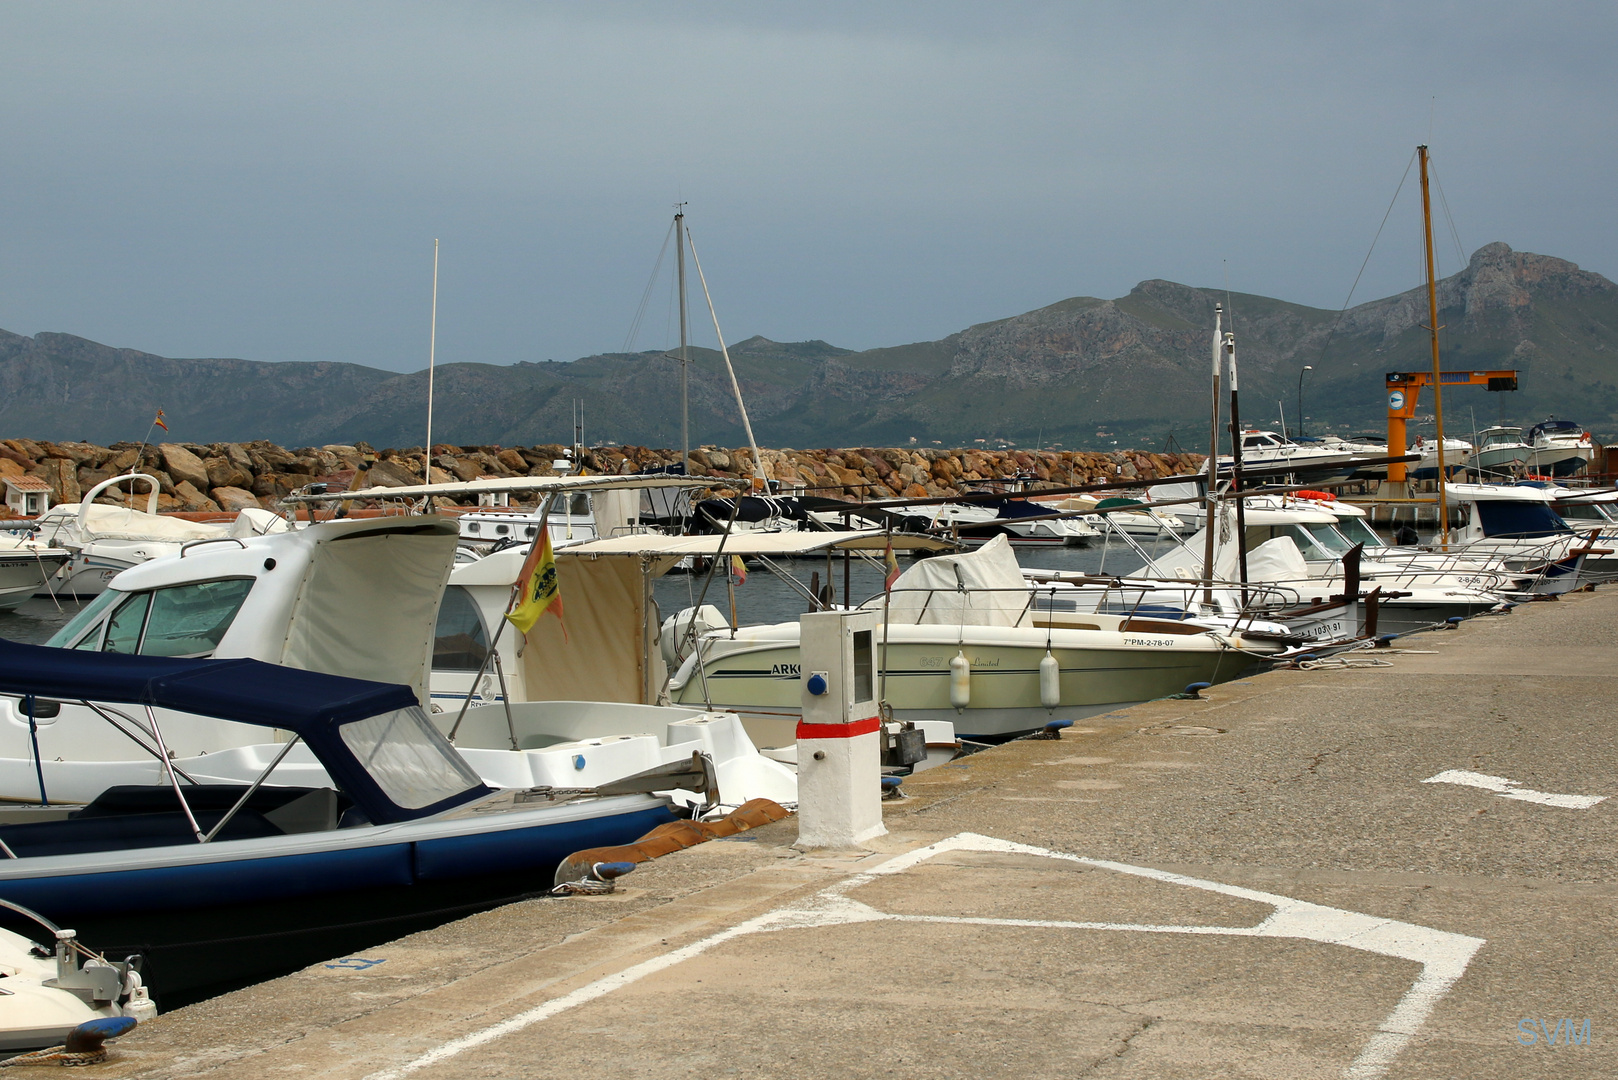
[0,437,1204,514]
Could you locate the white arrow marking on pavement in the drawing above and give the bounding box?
[1423,769,1607,809]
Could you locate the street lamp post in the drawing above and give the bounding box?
[1296,365,1313,438]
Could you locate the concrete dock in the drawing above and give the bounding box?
[97,589,1617,1079]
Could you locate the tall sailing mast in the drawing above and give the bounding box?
[675,204,690,476]
[1418,146,1450,547]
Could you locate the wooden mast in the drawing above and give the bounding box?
[1419,146,1450,547]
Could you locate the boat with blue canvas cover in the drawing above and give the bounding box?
[0,638,690,1002]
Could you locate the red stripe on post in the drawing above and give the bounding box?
[796,716,881,740]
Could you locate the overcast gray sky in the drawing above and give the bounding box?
[1,2,1613,372]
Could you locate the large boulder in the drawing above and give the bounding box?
[363,459,420,488]
[204,455,253,490]
[211,486,261,512]
[173,481,221,513]
[159,443,211,490]
[29,459,80,504]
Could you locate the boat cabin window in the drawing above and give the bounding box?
[1556,502,1609,523]
[552,493,592,518]
[1333,516,1387,549]
[102,592,151,654]
[49,588,123,650]
[1474,501,1570,539]
[1242,524,1334,561]
[338,706,484,809]
[1242,434,1281,449]
[54,578,256,657]
[138,578,256,657]
[433,585,490,672]
[1302,523,1355,555]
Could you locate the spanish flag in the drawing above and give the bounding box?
[730,553,747,586]
[506,527,564,635]
[884,537,901,592]
[153,409,168,432]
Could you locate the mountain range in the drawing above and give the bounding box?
[2,241,1614,451]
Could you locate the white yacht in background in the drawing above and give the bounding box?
[1409,435,1474,480]
[0,534,70,609]
[30,474,287,597]
[1218,429,1361,482]
[1464,427,1533,479]
[663,535,1285,742]
[1523,420,1594,478]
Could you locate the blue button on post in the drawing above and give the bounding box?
[806,672,828,696]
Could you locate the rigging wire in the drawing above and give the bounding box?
[1429,158,1468,270]
[1314,148,1419,361]
[622,218,677,354]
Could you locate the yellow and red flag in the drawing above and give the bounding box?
[884,537,901,592]
[730,553,747,586]
[153,409,168,432]
[506,526,564,636]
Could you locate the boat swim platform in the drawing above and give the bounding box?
[98,590,1618,1079]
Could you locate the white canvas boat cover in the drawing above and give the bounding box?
[882,534,1030,627]
[38,503,229,545]
[1244,536,1311,581]
[279,518,461,705]
[559,530,956,559]
[290,473,711,503]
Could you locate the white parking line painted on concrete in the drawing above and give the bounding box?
[364,833,1485,1080]
[1424,769,1608,809]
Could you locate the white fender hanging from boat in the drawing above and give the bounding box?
[1039,650,1061,710]
[948,650,971,712]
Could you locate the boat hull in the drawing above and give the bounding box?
[0,797,674,1005]
[670,628,1259,741]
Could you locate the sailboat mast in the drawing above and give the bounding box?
[425,238,439,488]
[1226,329,1249,597]
[1202,304,1223,604]
[675,206,690,475]
[1419,145,1450,547]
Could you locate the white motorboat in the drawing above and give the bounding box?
[664,535,1283,742]
[1442,482,1599,593]
[1136,500,1515,633]
[1057,495,1191,539]
[7,475,795,812]
[1409,435,1473,481]
[1464,427,1533,479]
[0,533,71,610]
[30,474,287,597]
[1523,420,1593,478]
[1218,429,1361,483]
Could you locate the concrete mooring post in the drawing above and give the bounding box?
[794,609,886,849]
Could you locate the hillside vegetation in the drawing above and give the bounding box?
[2,243,1613,449]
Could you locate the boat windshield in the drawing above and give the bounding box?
[1333,516,1388,549]
[339,706,485,810]
[46,588,122,648]
[1303,523,1355,555]
[76,578,257,657]
[1556,502,1608,523]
